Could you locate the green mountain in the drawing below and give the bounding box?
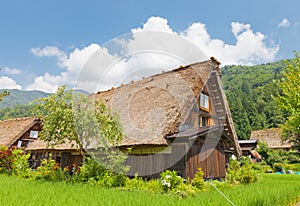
[221,59,288,139]
[0,89,49,109]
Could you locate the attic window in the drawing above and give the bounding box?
[200,93,209,109]
[29,130,39,139]
[17,140,22,148]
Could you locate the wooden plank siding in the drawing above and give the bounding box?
[187,139,226,179]
[126,153,172,178]
[125,138,226,180]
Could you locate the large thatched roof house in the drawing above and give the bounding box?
[22,57,240,179]
[250,128,293,150]
[0,117,41,149]
[90,57,241,179]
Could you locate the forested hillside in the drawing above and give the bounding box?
[222,60,288,139]
[0,89,48,109]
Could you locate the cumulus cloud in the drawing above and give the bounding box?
[278,18,290,28]
[31,46,67,67]
[181,21,279,65]
[3,66,21,75]
[0,76,22,89]
[131,16,174,33]
[28,16,279,92]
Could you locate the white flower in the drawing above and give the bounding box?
[165,175,171,179]
[231,155,236,160]
[166,182,171,188]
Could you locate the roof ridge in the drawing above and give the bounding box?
[94,60,212,95]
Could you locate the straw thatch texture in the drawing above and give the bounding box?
[0,117,39,147]
[26,139,77,151]
[250,128,293,149]
[91,61,212,146]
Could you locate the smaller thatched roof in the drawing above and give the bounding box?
[0,117,39,147]
[250,128,293,149]
[26,139,78,151]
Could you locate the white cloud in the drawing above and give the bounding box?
[28,16,279,92]
[3,66,21,75]
[131,16,174,33]
[31,46,67,67]
[25,73,63,93]
[278,18,290,28]
[0,76,22,89]
[180,22,279,65]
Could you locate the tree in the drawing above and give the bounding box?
[34,86,128,173]
[0,68,10,102]
[274,52,300,148]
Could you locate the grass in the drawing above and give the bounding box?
[0,174,300,206]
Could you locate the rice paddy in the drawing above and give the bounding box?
[0,174,299,206]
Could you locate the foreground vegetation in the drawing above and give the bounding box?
[0,174,299,206]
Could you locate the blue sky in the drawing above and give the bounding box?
[0,0,299,92]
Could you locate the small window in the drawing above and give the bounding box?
[200,93,209,109]
[29,130,39,139]
[17,140,22,148]
[202,117,207,127]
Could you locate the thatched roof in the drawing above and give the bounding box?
[250,128,293,149]
[91,60,211,145]
[26,139,77,151]
[0,117,39,147]
[91,58,240,155]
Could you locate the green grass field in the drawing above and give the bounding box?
[0,174,300,206]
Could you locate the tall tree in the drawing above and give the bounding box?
[34,86,127,173]
[274,52,300,148]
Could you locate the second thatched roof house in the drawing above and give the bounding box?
[0,117,41,149]
[250,128,293,150]
[90,57,241,179]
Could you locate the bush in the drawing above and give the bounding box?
[239,164,258,184]
[0,147,13,174]
[172,183,196,198]
[192,168,205,190]
[79,157,126,187]
[0,147,30,177]
[125,174,145,191]
[226,158,240,184]
[125,175,162,193]
[34,154,71,181]
[10,149,31,177]
[226,157,258,185]
[160,170,183,192]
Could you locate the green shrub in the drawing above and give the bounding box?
[79,157,106,182]
[226,158,240,184]
[0,147,30,177]
[79,157,126,187]
[172,183,196,198]
[192,168,205,190]
[240,164,258,184]
[145,179,161,193]
[227,157,258,185]
[34,154,70,181]
[160,170,183,192]
[97,171,127,187]
[10,149,31,177]
[125,174,145,191]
